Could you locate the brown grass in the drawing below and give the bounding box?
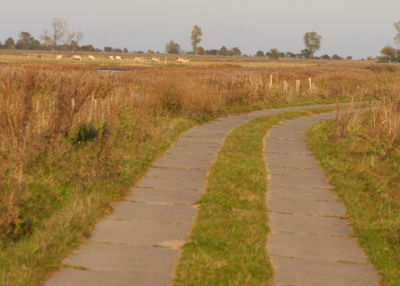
[0,60,399,246]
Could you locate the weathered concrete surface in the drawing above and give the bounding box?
[45,103,364,286]
[265,113,379,286]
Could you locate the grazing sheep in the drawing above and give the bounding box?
[72,55,82,61]
[151,57,161,63]
[88,55,96,61]
[176,57,190,63]
[56,55,63,60]
[109,56,115,61]
[134,57,145,63]
[115,56,122,61]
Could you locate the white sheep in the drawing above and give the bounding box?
[115,56,122,61]
[56,55,63,60]
[88,55,96,61]
[176,57,190,63]
[151,57,161,63]
[134,57,145,63]
[109,56,115,61]
[72,55,82,61]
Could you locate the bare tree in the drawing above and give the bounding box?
[394,21,400,47]
[41,18,68,52]
[64,31,83,51]
[41,18,83,52]
[191,25,203,55]
[303,32,322,58]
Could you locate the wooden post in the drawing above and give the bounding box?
[269,74,273,90]
[71,98,76,111]
[296,80,301,94]
[283,81,288,93]
[309,78,312,92]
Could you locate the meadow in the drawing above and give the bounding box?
[0,52,399,285]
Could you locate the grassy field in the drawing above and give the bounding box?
[173,108,333,286]
[308,100,400,285]
[0,54,399,285]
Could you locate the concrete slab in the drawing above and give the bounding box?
[269,212,352,236]
[137,176,206,192]
[267,165,326,178]
[267,185,338,202]
[89,219,191,246]
[268,232,368,263]
[110,202,197,223]
[271,256,379,286]
[143,167,206,180]
[45,269,171,286]
[268,173,331,188]
[64,242,179,274]
[266,153,322,170]
[126,187,203,205]
[152,157,212,170]
[268,196,346,217]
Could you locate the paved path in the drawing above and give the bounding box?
[45,104,373,286]
[265,113,378,286]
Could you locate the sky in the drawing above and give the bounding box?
[1,0,399,59]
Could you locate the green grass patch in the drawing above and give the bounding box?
[308,120,400,286]
[0,115,196,286]
[173,108,333,286]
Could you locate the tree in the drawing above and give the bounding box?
[104,46,112,52]
[231,47,241,56]
[41,18,68,51]
[256,50,265,57]
[286,51,297,58]
[165,40,180,54]
[197,46,205,55]
[320,54,331,59]
[64,31,83,51]
[4,37,15,49]
[381,46,396,62]
[191,25,203,55]
[205,49,218,55]
[394,21,400,47]
[123,47,129,53]
[266,48,282,60]
[300,48,312,59]
[80,45,96,52]
[41,19,83,51]
[16,32,41,50]
[332,54,343,60]
[303,32,322,58]
[219,46,229,56]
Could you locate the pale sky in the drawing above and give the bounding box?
[1,0,399,59]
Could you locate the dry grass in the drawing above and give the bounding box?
[0,58,399,284]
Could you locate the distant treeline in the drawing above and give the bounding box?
[0,32,124,53]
